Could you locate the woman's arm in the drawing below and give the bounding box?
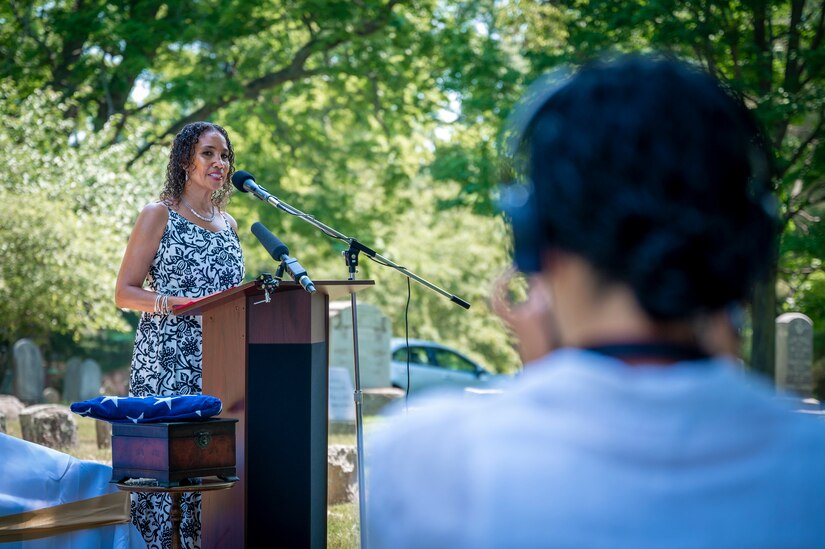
[115,203,190,312]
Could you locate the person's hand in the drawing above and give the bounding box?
[490,267,558,365]
[694,308,743,359]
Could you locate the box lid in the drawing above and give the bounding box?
[111,418,238,438]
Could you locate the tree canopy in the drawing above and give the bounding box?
[512,0,825,379]
[1,0,823,389]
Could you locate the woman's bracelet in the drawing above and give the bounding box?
[154,293,172,315]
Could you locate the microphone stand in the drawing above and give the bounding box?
[247,184,470,549]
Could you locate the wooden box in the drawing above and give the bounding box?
[111,418,238,487]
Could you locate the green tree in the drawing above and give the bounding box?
[1,0,526,374]
[0,85,163,382]
[491,0,825,377]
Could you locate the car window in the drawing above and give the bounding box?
[393,346,432,365]
[431,349,477,373]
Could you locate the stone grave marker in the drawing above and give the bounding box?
[329,302,391,389]
[327,444,358,505]
[776,313,814,397]
[12,339,45,404]
[19,404,63,441]
[42,387,61,404]
[96,419,112,449]
[19,403,78,449]
[62,357,83,403]
[0,394,24,421]
[329,367,356,430]
[77,358,102,401]
[0,411,5,434]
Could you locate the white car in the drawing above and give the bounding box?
[390,338,501,394]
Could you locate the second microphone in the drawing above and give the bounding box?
[251,222,317,294]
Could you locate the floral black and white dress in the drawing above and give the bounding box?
[128,206,244,549]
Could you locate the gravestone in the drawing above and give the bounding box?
[329,302,391,389]
[12,339,45,404]
[0,394,24,421]
[19,404,64,441]
[362,387,405,416]
[77,359,102,401]
[101,367,130,396]
[42,387,61,404]
[62,357,83,403]
[776,313,814,397]
[329,367,356,435]
[0,411,5,434]
[327,444,358,505]
[19,403,78,450]
[95,419,112,449]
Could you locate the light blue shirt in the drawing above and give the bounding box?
[365,348,825,548]
[0,432,144,548]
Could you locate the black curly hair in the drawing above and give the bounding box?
[525,54,779,319]
[160,121,236,209]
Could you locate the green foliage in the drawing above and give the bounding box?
[0,85,163,370]
[238,174,521,373]
[0,0,525,376]
[780,202,825,395]
[354,177,521,374]
[5,0,822,381]
[505,0,825,373]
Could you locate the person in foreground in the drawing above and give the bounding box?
[365,55,825,548]
[115,122,245,549]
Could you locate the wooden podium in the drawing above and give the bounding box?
[174,279,374,548]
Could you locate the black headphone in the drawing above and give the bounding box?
[497,68,573,275]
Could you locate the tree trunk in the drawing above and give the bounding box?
[749,259,778,381]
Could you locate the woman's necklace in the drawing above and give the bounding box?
[180,197,216,222]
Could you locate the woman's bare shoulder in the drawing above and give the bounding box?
[131,201,171,235]
[137,201,171,222]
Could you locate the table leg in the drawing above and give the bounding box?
[170,492,182,549]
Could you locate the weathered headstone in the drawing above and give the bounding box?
[19,404,78,449]
[77,358,102,401]
[19,403,78,449]
[362,387,405,416]
[95,419,112,449]
[0,411,6,434]
[42,387,61,404]
[776,313,814,397]
[327,444,358,505]
[12,339,45,404]
[101,367,130,396]
[0,394,24,421]
[19,404,63,441]
[329,302,392,389]
[329,367,356,435]
[62,357,83,403]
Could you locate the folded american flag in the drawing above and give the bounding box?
[70,395,222,423]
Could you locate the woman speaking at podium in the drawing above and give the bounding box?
[115,121,245,548]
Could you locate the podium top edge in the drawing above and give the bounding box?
[172,280,375,316]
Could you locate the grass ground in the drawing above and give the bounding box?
[4,415,362,549]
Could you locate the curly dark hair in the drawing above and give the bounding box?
[522,54,779,319]
[160,121,236,209]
